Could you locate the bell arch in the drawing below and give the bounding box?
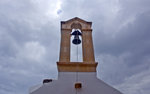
[59,17,95,63]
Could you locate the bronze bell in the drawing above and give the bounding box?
[71,30,82,45]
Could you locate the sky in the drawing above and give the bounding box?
[0,0,150,94]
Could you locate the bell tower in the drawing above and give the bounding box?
[29,17,122,94]
[57,17,98,72]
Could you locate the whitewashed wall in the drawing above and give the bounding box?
[30,72,122,94]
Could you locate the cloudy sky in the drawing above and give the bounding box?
[0,0,150,94]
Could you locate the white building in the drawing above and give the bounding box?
[29,17,122,94]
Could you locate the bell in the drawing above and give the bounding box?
[71,30,82,45]
[72,35,81,45]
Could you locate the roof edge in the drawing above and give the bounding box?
[61,17,92,25]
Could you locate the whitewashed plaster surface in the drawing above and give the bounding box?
[29,72,122,94]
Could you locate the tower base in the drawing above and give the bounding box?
[57,62,98,72]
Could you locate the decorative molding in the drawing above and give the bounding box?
[61,28,72,31]
[57,62,98,72]
[82,29,92,32]
[61,17,92,25]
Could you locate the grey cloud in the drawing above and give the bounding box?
[93,1,150,93]
[116,68,150,94]
[0,0,59,94]
[0,0,150,94]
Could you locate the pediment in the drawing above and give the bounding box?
[61,17,92,30]
[62,17,91,25]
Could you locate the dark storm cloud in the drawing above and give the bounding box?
[95,11,150,56]
[93,1,150,93]
[0,0,60,94]
[0,0,150,94]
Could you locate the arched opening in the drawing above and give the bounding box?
[70,29,82,62]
